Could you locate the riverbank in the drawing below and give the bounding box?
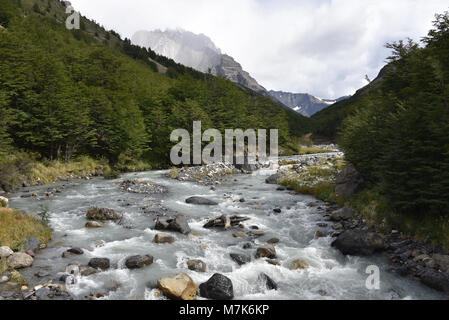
[269,156,449,295]
[0,148,446,300]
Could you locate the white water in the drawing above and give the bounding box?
[9,167,444,300]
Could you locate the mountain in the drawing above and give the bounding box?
[132,29,266,94]
[269,91,349,117]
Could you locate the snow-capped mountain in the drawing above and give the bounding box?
[269,91,349,117]
[131,29,266,94]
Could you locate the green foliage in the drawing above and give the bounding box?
[340,11,449,217]
[0,0,311,172]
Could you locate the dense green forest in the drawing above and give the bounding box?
[339,12,449,218]
[0,0,310,180]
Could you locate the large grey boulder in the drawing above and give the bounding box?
[331,230,385,256]
[86,208,121,221]
[7,252,34,269]
[125,255,154,269]
[185,197,218,206]
[88,258,110,270]
[417,268,449,293]
[199,273,234,300]
[265,173,285,184]
[330,207,355,221]
[155,216,191,235]
[335,164,364,199]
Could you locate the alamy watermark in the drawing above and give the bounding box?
[170,121,279,165]
[365,265,380,290]
[65,2,80,30]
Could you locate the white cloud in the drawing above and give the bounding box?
[69,0,448,98]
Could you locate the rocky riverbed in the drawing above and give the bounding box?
[0,152,447,300]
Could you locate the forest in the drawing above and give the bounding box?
[0,0,310,189]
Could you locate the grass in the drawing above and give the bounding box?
[298,147,333,155]
[30,156,108,184]
[0,208,52,252]
[346,188,449,249]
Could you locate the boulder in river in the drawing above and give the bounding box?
[417,268,449,294]
[0,246,13,258]
[256,245,276,259]
[155,216,191,235]
[265,172,286,184]
[335,164,364,199]
[258,273,277,290]
[187,259,206,272]
[7,252,34,269]
[290,259,310,270]
[185,196,218,206]
[125,255,154,269]
[88,258,110,270]
[154,233,175,244]
[267,238,280,244]
[331,230,385,256]
[230,253,251,266]
[86,208,121,221]
[199,273,234,300]
[157,273,197,300]
[432,254,449,273]
[329,207,355,222]
[232,232,248,238]
[85,221,105,228]
[203,215,250,229]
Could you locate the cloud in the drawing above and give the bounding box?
[70,0,448,98]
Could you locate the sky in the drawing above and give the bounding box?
[69,0,448,99]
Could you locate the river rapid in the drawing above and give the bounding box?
[8,158,445,300]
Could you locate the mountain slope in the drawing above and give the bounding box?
[269,91,349,117]
[311,65,390,139]
[0,0,311,167]
[131,29,267,94]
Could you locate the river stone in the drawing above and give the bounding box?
[35,287,52,300]
[432,254,449,273]
[80,266,98,276]
[155,216,191,235]
[417,268,449,293]
[154,233,175,244]
[265,173,285,184]
[230,253,251,266]
[233,232,248,238]
[0,246,13,258]
[258,273,277,290]
[25,237,40,252]
[85,221,105,228]
[0,196,8,208]
[199,273,234,300]
[67,248,84,255]
[88,258,110,270]
[185,196,218,206]
[125,255,154,269]
[256,245,276,259]
[335,164,364,199]
[330,207,355,221]
[187,259,206,272]
[157,273,197,300]
[267,238,280,244]
[86,208,120,221]
[331,230,385,256]
[7,252,34,269]
[290,259,310,270]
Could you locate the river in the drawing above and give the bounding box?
[8,158,445,300]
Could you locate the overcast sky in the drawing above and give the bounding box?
[69,0,448,99]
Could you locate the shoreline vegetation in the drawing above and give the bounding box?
[278,157,449,250]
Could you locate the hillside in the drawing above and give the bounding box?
[310,65,390,140]
[0,0,312,171]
